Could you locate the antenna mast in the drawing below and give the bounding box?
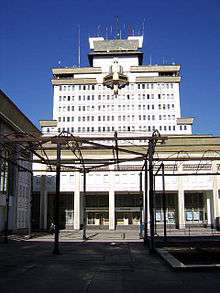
[115,16,120,39]
[78,25,81,67]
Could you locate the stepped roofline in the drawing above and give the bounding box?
[88,36,144,66]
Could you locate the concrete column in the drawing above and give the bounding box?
[109,190,115,230]
[109,168,115,230]
[206,195,212,225]
[177,166,185,229]
[74,171,82,230]
[212,163,220,226]
[39,175,48,230]
[177,189,185,229]
[142,169,150,230]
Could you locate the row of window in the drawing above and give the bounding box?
[58,103,175,112]
[58,114,177,123]
[58,114,176,123]
[58,93,175,102]
[56,124,187,133]
[58,83,175,92]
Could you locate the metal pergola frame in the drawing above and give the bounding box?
[1,130,220,253]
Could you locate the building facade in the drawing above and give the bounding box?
[32,36,220,231]
[0,89,40,233]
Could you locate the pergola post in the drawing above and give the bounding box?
[143,159,148,245]
[53,142,61,255]
[82,169,87,240]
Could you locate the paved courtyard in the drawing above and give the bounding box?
[0,239,220,293]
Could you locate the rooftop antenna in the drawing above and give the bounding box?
[115,16,120,39]
[105,26,108,39]
[149,55,152,65]
[142,18,146,36]
[97,25,101,37]
[128,24,133,36]
[123,23,126,38]
[110,25,113,39]
[77,25,81,67]
[58,60,61,67]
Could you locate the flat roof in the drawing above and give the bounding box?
[0,89,40,134]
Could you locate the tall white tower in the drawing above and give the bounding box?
[41,35,193,136]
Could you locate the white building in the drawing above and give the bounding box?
[42,36,193,136]
[0,90,40,233]
[32,36,220,231]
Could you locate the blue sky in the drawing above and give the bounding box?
[1,0,220,134]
